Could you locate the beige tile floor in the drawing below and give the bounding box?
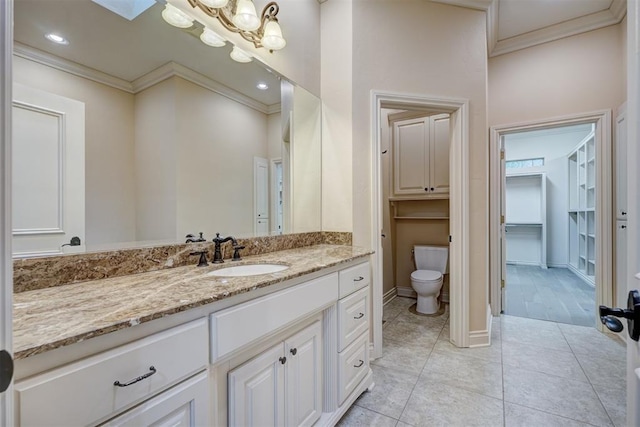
[337,297,627,427]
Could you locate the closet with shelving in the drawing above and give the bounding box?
[505,173,547,268]
[568,131,596,284]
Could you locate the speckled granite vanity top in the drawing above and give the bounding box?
[13,245,372,359]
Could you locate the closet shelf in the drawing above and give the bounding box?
[505,222,542,227]
[389,195,449,202]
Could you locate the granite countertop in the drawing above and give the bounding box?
[13,244,372,360]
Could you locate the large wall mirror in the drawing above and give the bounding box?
[12,0,322,258]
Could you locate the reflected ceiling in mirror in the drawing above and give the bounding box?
[12,0,321,257]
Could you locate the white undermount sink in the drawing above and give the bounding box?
[206,264,289,277]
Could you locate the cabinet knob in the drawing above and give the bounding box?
[431,187,434,191]
[621,225,627,229]
[290,348,297,356]
[622,211,627,216]
[424,188,429,192]
[279,357,287,365]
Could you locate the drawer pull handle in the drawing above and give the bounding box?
[354,276,364,282]
[290,348,297,356]
[354,312,365,319]
[113,366,156,387]
[353,359,364,368]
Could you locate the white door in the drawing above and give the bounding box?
[271,159,283,235]
[500,137,507,312]
[429,114,450,194]
[393,117,429,195]
[0,1,13,422]
[12,83,85,257]
[285,321,322,427]
[228,344,285,427]
[254,157,269,236]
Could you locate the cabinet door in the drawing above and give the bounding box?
[103,372,209,427]
[285,321,322,427]
[228,344,285,427]
[616,221,628,308]
[393,117,429,195]
[429,114,450,194]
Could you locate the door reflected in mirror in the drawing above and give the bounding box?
[11,0,321,258]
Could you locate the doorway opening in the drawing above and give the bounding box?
[490,111,613,331]
[371,91,470,355]
[502,123,597,326]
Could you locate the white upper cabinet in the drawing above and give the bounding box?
[392,114,450,197]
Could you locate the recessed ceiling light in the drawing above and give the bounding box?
[45,33,69,45]
[257,82,269,90]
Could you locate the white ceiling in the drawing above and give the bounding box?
[432,0,626,56]
[13,0,282,106]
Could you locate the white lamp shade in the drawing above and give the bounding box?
[161,3,193,28]
[199,0,229,8]
[230,46,252,63]
[261,20,286,50]
[200,28,226,47]
[232,0,260,31]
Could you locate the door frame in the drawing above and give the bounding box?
[489,111,613,327]
[0,0,13,424]
[371,91,470,350]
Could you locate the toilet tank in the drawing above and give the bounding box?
[414,245,449,274]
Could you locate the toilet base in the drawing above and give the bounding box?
[416,295,439,314]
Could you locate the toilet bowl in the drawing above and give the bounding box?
[411,246,448,314]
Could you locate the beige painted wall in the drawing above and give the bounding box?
[134,78,178,242]
[13,56,137,247]
[135,76,269,242]
[489,22,627,127]
[321,0,353,232]
[350,1,489,332]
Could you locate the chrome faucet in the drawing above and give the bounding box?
[212,233,244,263]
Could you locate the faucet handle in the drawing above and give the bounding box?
[232,245,245,261]
[190,251,209,267]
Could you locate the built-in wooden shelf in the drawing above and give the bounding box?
[394,216,449,220]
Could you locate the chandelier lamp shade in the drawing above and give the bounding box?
[161,0,286,56]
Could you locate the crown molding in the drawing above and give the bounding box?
[131,61,269,113]
[430,0,492,12]
[490,2,627,57]
[13,43,270,113]
[267,103,281,114]
[13,43,133,92]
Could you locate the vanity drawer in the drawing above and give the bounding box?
[338,262,370,298]
[210,272,338,362]
[337,286,369,351]
[338,332,369,405]
[15,318,208,427]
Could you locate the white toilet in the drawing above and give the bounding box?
[411,245,449,314]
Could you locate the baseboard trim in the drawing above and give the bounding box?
[383,288,397,305]
[469,304,492,348]
[567,264,596,287]
[396,286,416,298]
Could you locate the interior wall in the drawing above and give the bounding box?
[267,112,282,232]
[174,77,268,240]
[320,0,353,233]
[13,56,136,247]
[504,126,593,267]
[134,78,178,242]
[291,86,322,233]
[489,22,627,127]
[350,1,489,332]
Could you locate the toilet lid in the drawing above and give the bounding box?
[411,270,442,281]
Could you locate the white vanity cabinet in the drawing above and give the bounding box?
[14,318,209,427]
[228,321,322,427]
